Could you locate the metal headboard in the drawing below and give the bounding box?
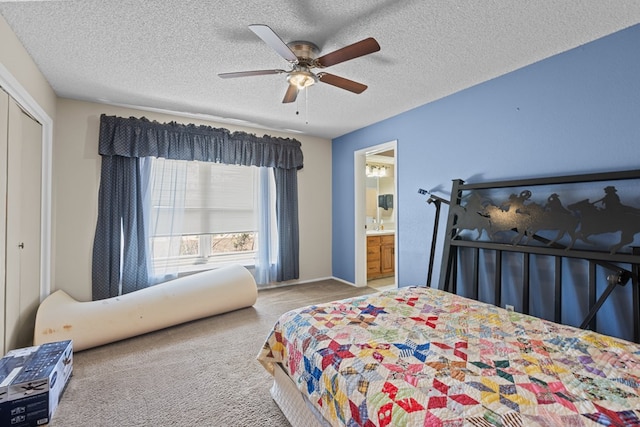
[437,169,640,343]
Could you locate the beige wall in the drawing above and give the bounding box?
[54,99,333,301]
[1,14,57,297]
[0,14,56,118]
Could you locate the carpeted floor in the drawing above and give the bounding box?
[51,280,377,426]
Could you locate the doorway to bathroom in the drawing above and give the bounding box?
[354,140,397,290]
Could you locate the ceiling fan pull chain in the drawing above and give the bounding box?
[305,88,309,125]
[296,93,300,116]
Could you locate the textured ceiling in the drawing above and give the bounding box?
[1,1,639,139]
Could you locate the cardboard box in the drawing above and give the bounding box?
[0,340,72,427]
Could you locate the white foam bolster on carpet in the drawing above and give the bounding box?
[33,264,258,351]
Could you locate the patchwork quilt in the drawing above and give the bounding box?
[257,287,640,427]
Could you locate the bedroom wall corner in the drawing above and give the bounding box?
[0,15,56,117]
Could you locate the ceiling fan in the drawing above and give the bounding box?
[219,24,381,103]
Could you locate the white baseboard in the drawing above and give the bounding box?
[257,276,361,290]
[329,276,361,287]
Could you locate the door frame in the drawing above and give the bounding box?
[354,140,397,287]
[0,63,53,302]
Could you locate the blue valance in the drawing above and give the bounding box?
[98,114,304,169]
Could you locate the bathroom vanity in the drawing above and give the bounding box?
[366,231,395,280]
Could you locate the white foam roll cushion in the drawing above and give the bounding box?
[33,264,258,351]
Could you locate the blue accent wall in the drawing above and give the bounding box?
[332,24,640,339]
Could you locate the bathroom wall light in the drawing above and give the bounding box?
[366,164,388,177]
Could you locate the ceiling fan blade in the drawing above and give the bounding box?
[318,73,368,94]
[282,84,299,103]
[315,37,380,68]
[249,24,299,64]
[218,69,287,79]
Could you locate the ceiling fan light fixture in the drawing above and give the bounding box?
[288,70,317,89]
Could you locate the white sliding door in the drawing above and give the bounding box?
[0,88,8,353]
[3,90,42,352]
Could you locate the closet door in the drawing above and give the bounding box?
[0,89,8,354]
[4,94,42,352]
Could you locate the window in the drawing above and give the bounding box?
[148,158,261,276]
[93,114,301,299]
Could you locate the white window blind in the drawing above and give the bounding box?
[151,159,257,237]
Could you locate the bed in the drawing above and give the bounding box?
[257,169,640,426]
